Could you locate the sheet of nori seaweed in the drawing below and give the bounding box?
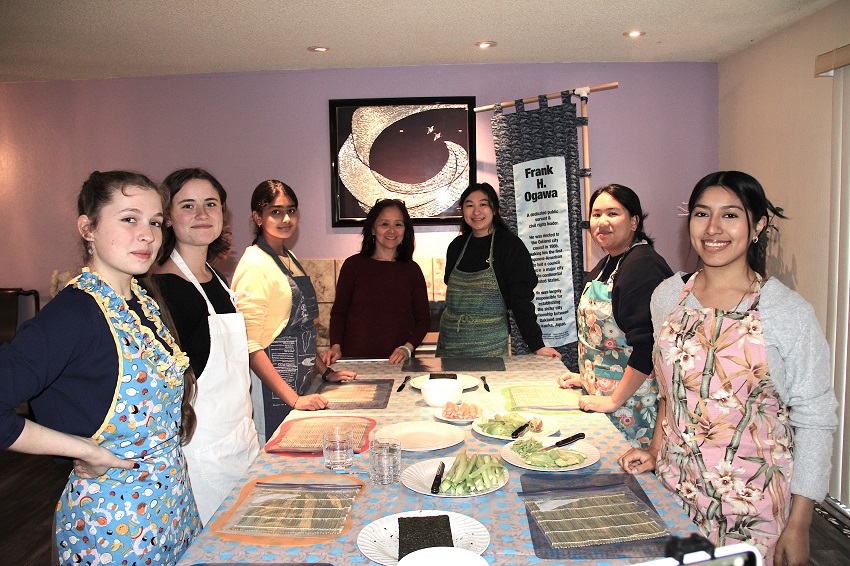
[429,373,458,380]
[397,515,454,558]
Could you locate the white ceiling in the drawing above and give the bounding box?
[0,0,837,82]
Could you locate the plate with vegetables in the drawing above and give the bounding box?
[401,452,509,497]
[500,436,600,471]
[472,412,559,440]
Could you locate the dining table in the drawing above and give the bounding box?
[177,356,699,565]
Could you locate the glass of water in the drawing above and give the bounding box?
[322,428,354,471]
[369,438,402,485]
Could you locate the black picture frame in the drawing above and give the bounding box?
[330,96,476,226]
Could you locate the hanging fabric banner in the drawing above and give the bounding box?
[492,94,583,369]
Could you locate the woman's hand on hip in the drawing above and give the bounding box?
[579,394,619,414]
[557,371,581,389]
[321,345,342,366]
[617,447,657,475]
[73,437,138,478]
[534,346,562,359]
[294,393,329,411]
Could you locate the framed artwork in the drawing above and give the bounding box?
[330,96,476,226]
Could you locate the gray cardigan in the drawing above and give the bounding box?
[651,273,838,502]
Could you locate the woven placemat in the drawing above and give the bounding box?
[526,491,667,548]
[505,385,581,410]
[316,379,394,409]
[265,416,375,455]
[519,473,670,560]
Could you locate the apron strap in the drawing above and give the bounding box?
[255,234,308,278]
[170,250,233,315]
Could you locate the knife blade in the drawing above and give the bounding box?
[511,421,531,439]
[430,461,445,494]
[396,375,411,392]
[480,375,490,392]
[540,432,586,451]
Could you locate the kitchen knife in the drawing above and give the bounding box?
[511,421,531,439]
[430,461,445,494]
[396,375,411,392]
[540,432,586,451]
[480,375,490,392]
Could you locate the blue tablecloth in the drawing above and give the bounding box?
[178,356,697,565]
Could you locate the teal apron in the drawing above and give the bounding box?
[437,232,509,357]
[577,241,659,449]
[56,269,199,564]
[253,236,319,441]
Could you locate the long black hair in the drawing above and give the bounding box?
[588,183,654,246]
[360,199,415,261]
[458,182,509,235]
[688,171,786,276]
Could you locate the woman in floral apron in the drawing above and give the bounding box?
[557,184,672,448]
[0,171,200,564]
[437,183,561,359]
[619,171,837,565]
[233,180,356,443]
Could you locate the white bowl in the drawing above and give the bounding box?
[420,379,463,407]
[398,546,487,565]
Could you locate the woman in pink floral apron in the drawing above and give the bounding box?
[558,184,672,448]
[619,171,837,566]
[0,171,200,564]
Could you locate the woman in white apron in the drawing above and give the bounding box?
[153,168,260,524]
[619,171,837,565]
[233,180,356,444]
[557,184,672,449]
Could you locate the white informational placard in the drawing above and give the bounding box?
[513,156,577,347]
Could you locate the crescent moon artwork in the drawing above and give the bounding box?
[330,97,476,226]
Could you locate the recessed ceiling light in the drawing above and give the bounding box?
[307,46,329,52]
[624,30,645,38]
[476,41,497,49]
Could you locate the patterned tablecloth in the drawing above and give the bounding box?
[178,356,697,565]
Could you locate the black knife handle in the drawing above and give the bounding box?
[430,463,445,494]
[555,432,585,447]
[511,422,530,439]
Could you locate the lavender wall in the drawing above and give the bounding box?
[0,62,717,300]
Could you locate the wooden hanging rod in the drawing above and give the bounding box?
[474,82,619,113]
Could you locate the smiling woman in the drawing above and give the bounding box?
[321,199,430,365]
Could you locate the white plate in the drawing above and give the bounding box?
[375,422,465,451]
[471,412,560,440]
[499,437,600,471]
[398,546,488,565]
[357,509,490,566]
[432,405,478,424]
[400,456,509,497]
[410,373,480,391]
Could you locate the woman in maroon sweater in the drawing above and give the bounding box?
[321,199,430,364]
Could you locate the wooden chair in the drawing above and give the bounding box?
[0,288,40,345]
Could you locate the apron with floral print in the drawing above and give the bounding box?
[654,272,792,561]
[56,269,200,565]
[577,241,658,448]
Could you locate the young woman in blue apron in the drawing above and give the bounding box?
[437,183,561,359]
[558,184,671,449]
[153,168,260,524]
[0,171,199,564]
[233,180,356,443]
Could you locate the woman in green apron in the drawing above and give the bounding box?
[233,180,356,443]
[558,184,672,448]
[437,183,561,359]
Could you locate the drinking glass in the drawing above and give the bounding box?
[370,438,402,485]
[322,428,354,471]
